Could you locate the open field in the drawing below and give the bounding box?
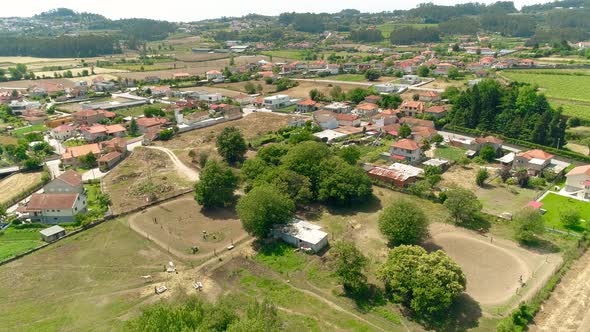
[0,171,44,206]
[12,124,47,137]
[540,193,590,233]
[158,112,303,168]
[103,148,193,214]
[502,71,590,103]
[0,78,75,89]
[502,70,590,120]
[33,66,126,78]
[530,244,590,331]
[426,223,561,310]
[0,135,18,145]
[279,80,366,99]
[0,56,77,65]
[113,55,271,81]
[128,196,247,260]
[0,218,179,331]
[440,165,539,216]
[434,145,467,162]
[0,227,44,262]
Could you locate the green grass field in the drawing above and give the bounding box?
[320,74,366,82]
[502,70,590,120]
[434,145,467,162]
[0,227,44,261]
[540,193,590,233]
[12,124,47,137]
[0,218,173,331]
[115,103,167,117]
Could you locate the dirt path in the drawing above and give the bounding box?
[530,248,590,332]
[144,145,199,182]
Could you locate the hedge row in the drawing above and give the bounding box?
[444,125,590,163]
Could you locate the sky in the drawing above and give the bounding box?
[5,0,554,22]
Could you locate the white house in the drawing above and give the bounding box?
[273,219,328,253]
[263,95,290,110]
[22,193,87,224]
[206,70,224,81]
[313,111,339,130]
[389,139,423,164]
[50,124,76,141]
[199,93,223,104]
[565,165,590,198]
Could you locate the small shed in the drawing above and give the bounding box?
[273,219,328,253]
[40,225,66,243]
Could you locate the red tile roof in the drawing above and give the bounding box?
[335,113,359,121]
[56,170,82,187]
[297,99,317,106]
[518,149,554,160]
[136,117,168,127]
[61,143,101,159]
[566,165,590,177]
[26,193,79,210]
[98,151,122,162]
[356,103,379,111]
[426,106,447,114]
[392,138,420,151]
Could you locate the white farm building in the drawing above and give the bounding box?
[273,219,328,253]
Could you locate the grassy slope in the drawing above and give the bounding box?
[0,227,44,261]
[0,218,172,332]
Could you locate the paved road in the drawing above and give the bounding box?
[438,131,522,153]
[144,146,199,182]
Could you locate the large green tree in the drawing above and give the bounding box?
[282,141,331,194]
[331,241,368,294]
[378,245,466,321]
[443,187,482,224]
[317,157,373,204]
[513,207,544,244]
[216,127,247,164]
[237,185,295,238]
[379,200,429,246]
[194,160,238,209]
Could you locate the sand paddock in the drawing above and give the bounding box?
[426,223,561,308]
[128,196,247,260]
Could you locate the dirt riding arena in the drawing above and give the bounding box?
[128,196,248,261]
[426,223,562,310]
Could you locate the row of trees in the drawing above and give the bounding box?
[127,296,282,331]
[0,35,121,58]
[448,79,567,148]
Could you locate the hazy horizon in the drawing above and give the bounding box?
[4,0,556,22]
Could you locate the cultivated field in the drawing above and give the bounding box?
[539,193,590,233]
[33,66,126,78]
[440,165,539,216]
[0,172,44,206]
[0,78,74,89]
[128,196,247,260]
[103,148,193,214]
[530,246,590,331]
[502,70,590,120]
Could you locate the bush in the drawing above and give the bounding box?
[528,177,546,188]
[476,168,489,186]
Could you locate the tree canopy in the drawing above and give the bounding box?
[194,160,238,209]
[216,127,248,164]
[237,184,295,238]
[379,200,429,246]
[331,241,369,294]
[378,245,466,321]
[443,187,482,224]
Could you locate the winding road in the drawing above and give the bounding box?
[144,146,199,182]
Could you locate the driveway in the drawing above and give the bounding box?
[45,159,63,179]
[144,146,199,182]
[82,168,108,182]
